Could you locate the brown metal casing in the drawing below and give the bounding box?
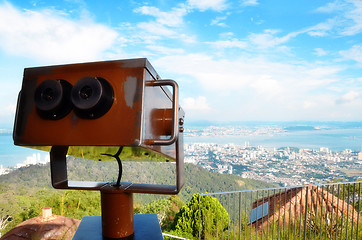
[13,58,185,194]
[13,58,184,160]
[15,59,142,146]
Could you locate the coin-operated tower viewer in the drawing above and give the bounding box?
[13,58,185,239]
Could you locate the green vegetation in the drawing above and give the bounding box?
[135,195,184,230]
[2,159,359,239]
[0,189,101,234]
[29,146,173,162]
[341,168,362,177]
[0,159,272,236]
[173,193,229,239]
[328,179,362,212]
[215,211,362,240]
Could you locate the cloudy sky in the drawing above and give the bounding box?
[0,0,362,127]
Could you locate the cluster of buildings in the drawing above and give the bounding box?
[2,124,361,186]
[185,125,284,137]
[0,165,10,175]
[185,143,362,186]
[0,153,50,175]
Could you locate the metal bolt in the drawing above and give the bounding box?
[179,126,184,133]
[179,118,184,126]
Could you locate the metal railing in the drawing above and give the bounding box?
[198,181,361,239]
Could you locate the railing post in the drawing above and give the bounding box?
[198,194,201,240]
[356,182,361,240]
[197,181,361,240]
[239,192,241,240]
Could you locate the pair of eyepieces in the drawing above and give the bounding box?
[34,77,114,120]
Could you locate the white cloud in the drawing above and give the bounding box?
[242,0,259,6]
[207,39,247,49]
[306,19,336,37]
[135,21,195,43]
[137,21,177,37]
[314,48,328,56]
[155,54,340,95]
[315,1,347,13]
[146,45,185,55]
[0,2,118,63]
[210,16,228,27]
[153,53,348,120]
[182,96,211,111]
[5,103,16,114]
[248,29,299,49]
[248,2,362,48]
[187,0,228,11]
[303,100,315,109]
[335,91,361,104]
[341,0,362,35]
[339,45,362,64]
[250,75,283,96]
[132,5,195,43]
[134,6,187,27]
[312,0,362,36]
[219,32,234,38]
[0,101,16,126]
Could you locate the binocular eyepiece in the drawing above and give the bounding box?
[34,77,114,120]
[34,79,72,120]
[71,77,114,119]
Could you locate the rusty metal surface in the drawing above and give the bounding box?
[14,58,147,147]
[0,215,80,240]
[14,58,185,190]
[50,145,184,194]
[100,185,134,238]
[144,80,178,146]
[13,58,185,163]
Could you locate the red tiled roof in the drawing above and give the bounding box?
[1,215,80,240]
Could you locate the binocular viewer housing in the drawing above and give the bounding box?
[13,58,184,194]
[34,76,114,120]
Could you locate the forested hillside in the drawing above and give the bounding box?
[0,158,272,235]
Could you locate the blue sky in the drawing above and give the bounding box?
[0,0,362,127]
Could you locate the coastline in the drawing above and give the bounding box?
[1,122,362,170]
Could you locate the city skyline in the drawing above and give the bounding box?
[0,0,362,126]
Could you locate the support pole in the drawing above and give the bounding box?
[100,184,134,239]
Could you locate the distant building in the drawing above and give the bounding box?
[319,147,329,153]
[299,148,313,154]
[358,152,362,161]
[250,186,358,230]
[1,208,80,239]
[228,165,233,174]
[344,149,352,154]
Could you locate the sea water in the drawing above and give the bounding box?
[0,133,48,168]
[184,127,362,151]
[2,125,362,168]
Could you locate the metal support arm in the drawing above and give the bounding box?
[50,140,184,194]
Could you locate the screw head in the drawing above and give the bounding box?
[179,118,184,126]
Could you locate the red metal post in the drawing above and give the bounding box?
[101,184,134,238]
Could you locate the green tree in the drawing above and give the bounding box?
[173,193,229,239]
[135,195,184,230]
